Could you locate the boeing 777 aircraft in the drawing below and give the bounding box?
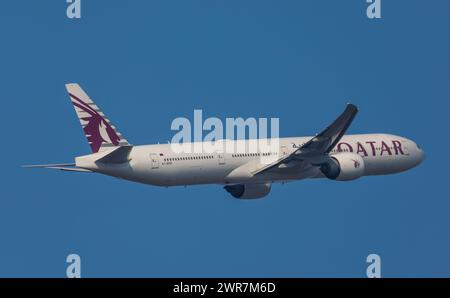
[25,84,425,199]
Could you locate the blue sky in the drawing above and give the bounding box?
[0,0,449,277]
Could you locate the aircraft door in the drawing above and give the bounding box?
[217,152,225,165]
[150,153,159,169]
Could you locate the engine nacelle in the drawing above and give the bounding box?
[320,153,365,181]
[224,183,271,199]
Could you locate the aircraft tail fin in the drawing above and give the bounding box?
[65,83,130,153]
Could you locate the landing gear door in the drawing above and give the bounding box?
[150,153,159,169]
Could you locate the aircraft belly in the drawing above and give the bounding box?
[363,155,412,176]
[159,164,230,186]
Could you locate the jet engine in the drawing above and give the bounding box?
[320,153,365,181]
[224,183,271,199]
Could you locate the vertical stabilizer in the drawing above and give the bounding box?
[65,83,130,153]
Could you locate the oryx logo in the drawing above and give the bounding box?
[69,93,120,152]
[351,159,361,169]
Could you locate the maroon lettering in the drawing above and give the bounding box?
[337,142,353,153]
[356,142,368,157]
[366,141,377,156]
[392,140,404,155]
[380,141,392,156]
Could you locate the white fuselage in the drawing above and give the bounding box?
[75,133,424,187]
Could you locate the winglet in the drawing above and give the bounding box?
[301,103,358,154]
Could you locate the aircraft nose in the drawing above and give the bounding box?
[418,147,425,163]
[415,142,425,165]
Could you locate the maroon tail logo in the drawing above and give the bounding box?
[69,93,120,153]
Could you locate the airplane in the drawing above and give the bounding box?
[24,83,425,199]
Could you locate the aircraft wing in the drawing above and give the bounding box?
[252,103,358,175]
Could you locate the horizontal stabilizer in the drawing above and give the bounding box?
[22,163,92,172]
[95,145,133,164]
